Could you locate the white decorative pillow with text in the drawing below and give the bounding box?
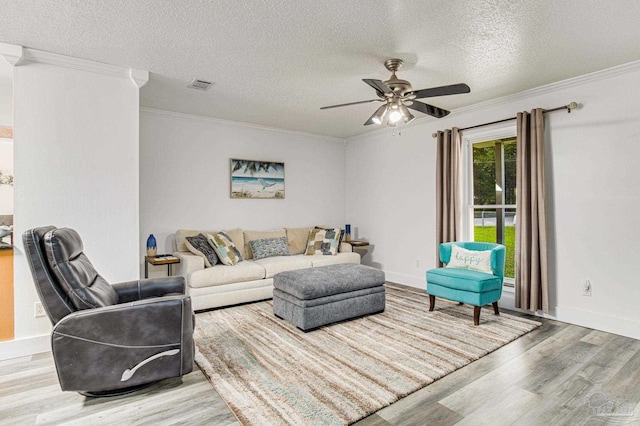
[446,245,493,274]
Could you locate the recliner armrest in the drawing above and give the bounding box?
[112,276,185,302]
[51,295,194,393]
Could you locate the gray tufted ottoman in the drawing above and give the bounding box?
[273,263,386,331]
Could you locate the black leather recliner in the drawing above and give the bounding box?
[23,226,195,396]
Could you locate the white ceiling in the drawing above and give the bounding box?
[1,0,640,138]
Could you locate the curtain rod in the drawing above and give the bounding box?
[431,102,578,138]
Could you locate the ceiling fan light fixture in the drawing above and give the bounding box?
[400,104,415,124]
[388,105,402,124]
[371,104,388,125]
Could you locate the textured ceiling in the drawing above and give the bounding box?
[1,0,640,138]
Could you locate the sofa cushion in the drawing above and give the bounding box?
[185,233,218,267]
[285,227,313,255]
[243,229,286,260]
[250,237,290,260]
[304,227,341,256]
[188,261,266,288]
[252,255,313,279]
[208,231,244,266]
[446,244,493,274]
[309,252,360,267]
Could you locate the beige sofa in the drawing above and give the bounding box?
[173,227,360,311]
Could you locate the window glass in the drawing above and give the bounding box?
[471,137,516,280]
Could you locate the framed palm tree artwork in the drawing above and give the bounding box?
[230,159,285,199]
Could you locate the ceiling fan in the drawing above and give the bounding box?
[320,58,470,126]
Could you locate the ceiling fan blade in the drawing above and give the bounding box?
[320,99,381,110]
[411,83,470,99]
[363,79,393,95]
[407,101,450,118]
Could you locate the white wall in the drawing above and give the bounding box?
[0,58,11,126]
[346,62,640,339]
[4,50,142,355]
[140,109,347,275]
[0,58,12,215]
[0,86,10,126]
[0,139,12,215]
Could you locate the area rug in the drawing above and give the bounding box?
[194,284,540,425]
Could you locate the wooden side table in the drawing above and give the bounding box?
[145,256,180,279]
[347,240,370,248]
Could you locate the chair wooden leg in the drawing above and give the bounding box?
[473,306,481,326]
[429,295,435,311]
[493,302,500,315]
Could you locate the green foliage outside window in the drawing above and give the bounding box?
[472,137,517,279]
[472,139,516,205]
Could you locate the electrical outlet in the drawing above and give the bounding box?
[34,302,46,317]
[415,259,420,268]
[583,279,592,297]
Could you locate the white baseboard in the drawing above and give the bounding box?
[553,306,640,341]
[384,270,425,290]
[0,334,51,361]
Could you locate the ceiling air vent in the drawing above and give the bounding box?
[187,79,213,91]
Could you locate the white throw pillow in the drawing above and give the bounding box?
[446,245,493,274]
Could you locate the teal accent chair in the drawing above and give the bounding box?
[426,242,506,325]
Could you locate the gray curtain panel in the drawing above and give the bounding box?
[515,109,549,313]
[435,128,462,265]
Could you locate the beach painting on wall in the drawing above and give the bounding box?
[230,159,285,199]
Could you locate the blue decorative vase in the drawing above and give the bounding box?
[146,234,157,257]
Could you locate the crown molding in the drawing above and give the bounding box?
[451,59,640,118]
[23,48,128,78]
[129,68,149,89]
[0,42,24,66]
[140,107,344,142]
[18,48,149,88]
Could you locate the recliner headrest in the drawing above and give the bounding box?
[45,227,84,262]
[45,228,118,310]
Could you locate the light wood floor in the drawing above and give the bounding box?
[2,292,639,425]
